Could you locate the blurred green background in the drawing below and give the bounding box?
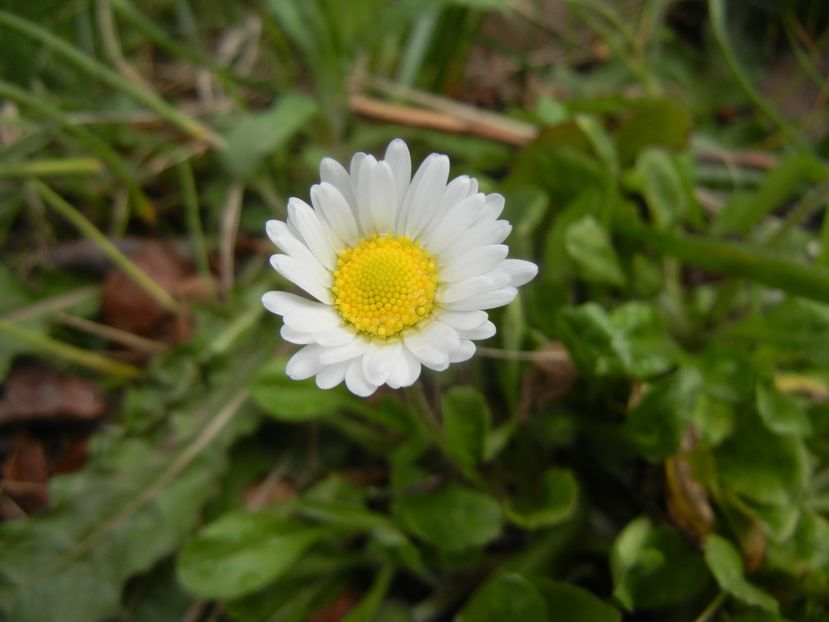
[1,0,829,620]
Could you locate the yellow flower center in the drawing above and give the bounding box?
[332,234,438,338]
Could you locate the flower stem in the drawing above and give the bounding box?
[405,380,443,445]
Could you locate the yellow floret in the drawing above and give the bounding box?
[332,234,438,339]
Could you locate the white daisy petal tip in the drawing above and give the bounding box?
[263,138,538,396]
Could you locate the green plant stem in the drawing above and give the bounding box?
[32,180,181,313]
[0,158,103,177]
[177,160,215,298]
[708,0,806,151]
[618,222,829,304]
[0,9,225,148]
[693,591,728,622]
[405,380,443,444]
[0,318,140,378]
[0,78,153,221]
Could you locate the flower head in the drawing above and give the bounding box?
[262,139,538,396]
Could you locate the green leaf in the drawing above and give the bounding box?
[506,468,579,530]
[442,387,490,475]
[394,483,503,551]
[564,215,626,286]
[636,148,687,230]
[0,342,270,622]
[250,358,348,421]
[611,517,710,610]
[456,573,547,622]
[716,419,809,506]
[625,367,702,461]
[756,382,811,437]
[557,302,676,379]
[691,392,736,448]
[178,510,330,599]
[615,98,691,165]
[220,94,318,179]
[534,579,621,622]
[703,534,778,612]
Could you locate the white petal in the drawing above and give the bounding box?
[437,310,488,331]
[500,258,538,287]
[354,154,379,233]
[449,340,476,363]
[402,155,450,238]
[422,320,461,355]
[423,193,487,256]
[320,157,356,209]
[363,342,400,386]
[346,357,378,397]
[440,221,512,262]
[396,153,436,233]
[367,161,397,233]
[384,139,411,205]
[421,177,474,240]
[388,347,421,389]
[311,182,359,247]
[438,276,494,304]
[316,361,349,390]
[315,326,356,347]
[286,199,337,270]
[262,290,328,317]
[440,244,508,282]
[404,329,450,372]
[281,324,314,344]
[447,288,517,311]
[270,254,332,304]
[267,220,330,284]
[480,193,505,221]
[458,320,496,340]
[286,345,324,380]
[319,339,367,365]
[284,307,341,332]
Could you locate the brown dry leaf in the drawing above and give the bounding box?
[0,363,107,424]
[100,241,194,345]
[1,433,49,517]
[665,430,714,541]
[307,592,359,622]
[518,343,577,417]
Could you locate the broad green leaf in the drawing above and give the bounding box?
[442,386,490,475]
[506,468,579,530]
[564,215,626,286]
[615,98,691,165]
[766,511,829,584]
[456,573,547,622]
[558,302,676,379]
[611,517,710,610]
[178,509,330,599]
[703,535,778,612]
[756,382,811,437]
[625,367,702,461]
[394,483,502,551]
[691,392,735,448]
[251,358,348,421]
[534,579,621,622]
[716,419,809,506]
[0,340,270,622]
[636,148,687,230]
[221,94,318,179]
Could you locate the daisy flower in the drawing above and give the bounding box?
[262,139,538,396]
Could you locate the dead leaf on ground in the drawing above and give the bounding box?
[518,343,577,418]
[100,241,195,346]
[0,363,107,424]
[307,592,359,622]
[1,432,49,518]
